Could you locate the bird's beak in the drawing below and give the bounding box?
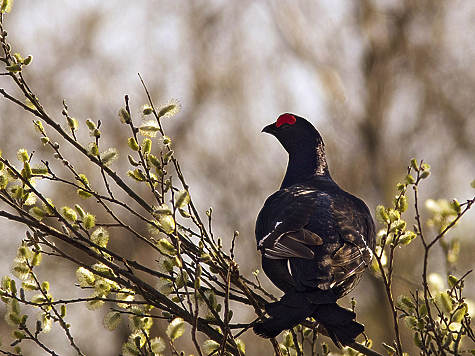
[262,123,277,135]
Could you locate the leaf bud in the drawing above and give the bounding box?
[141,105,153,116]
[74,204,85,219]
[23,55,33,66]
[118,108,131,124]
[6,63,21,72]
[375,205,389,224]
[410,158,419,171]
[127,155,140,167]
[127,137,139,151]
[420,170,430,179]
[85,119,96,130]
[142,138,152,155]
[163,150,174,163]
[404,174,415,185]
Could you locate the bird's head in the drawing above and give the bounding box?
[262,113,324,154]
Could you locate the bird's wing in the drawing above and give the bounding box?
[256,185,323,260]
[330,194,376,298]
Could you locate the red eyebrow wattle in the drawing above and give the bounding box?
[276,114,296,127]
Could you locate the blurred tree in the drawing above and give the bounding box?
[1,1,475,355]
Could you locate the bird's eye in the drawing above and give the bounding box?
[280,123,291,130]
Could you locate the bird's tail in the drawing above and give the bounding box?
[253,289,364,347]
[311,303,364,348]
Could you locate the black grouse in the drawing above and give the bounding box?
[253,113,375,347]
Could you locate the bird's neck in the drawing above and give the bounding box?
[280,145,330,189]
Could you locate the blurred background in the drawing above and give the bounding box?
[1,0,475,355]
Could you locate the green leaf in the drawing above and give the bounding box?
[282,330,294,347]
[157,99,181,118]
[6,63,21,72]
[86,294,105,311]
[139,120,160,138]
[150,337,166,354]
[75,267,95,287]
[83,213,96,230]
[174,189,190,208]
[166,317,185,339]
[396,294,415,311]
[236,339,245,354]
[375,205,389,224]
[404,174,415,185]
[156,238,176,256]
[90,227,109,248]
[1,0,12,13]
[203,340,220,355]
[16,149,29,163]
[77,189,93,199]
[452,303,468,323]
[142,138,152,154]
[10,258,30,280]
[100,148,119,167]
[410,158,419,171]
[419,304,427,317]
[37,311,52,333]
[398,230,416,245]
[414,332,423,348]
[404,316,417,330]
[61,206,77,222]
[420,170,431,179]
[448,275,459,288]
[434,292,453,314]
[127,137,139,151]
[102,310,122,331]
[118,108,131,124]
[382,342,397,354]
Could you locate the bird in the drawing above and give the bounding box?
[253,113,376,348]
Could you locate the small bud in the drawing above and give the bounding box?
[118,108,131,124]
[404,174,415,185]
[60,305,66,318]
[163,150,174,164]
[410,158,419,171]
[6,63,21,72]
[61,206,77,222]
[127,137,139,151]
[100,148,118,166]
[77,189,93,199]
[127,169,146,182]
[450,199,461,214]
[414,332,423,348]
[74,204,85,219]
[67,117,78,132]
[141,105,154,116]
[142,138,152,155]
[421,163,430,171]
[83,213,96,230]
[127,155,140,167]
[174,190,190,208]
[40,137,49,145]
[148,154,161,168]
[166,318,185,340]
[23,55,33,66]
[375,205,389,224]
[448,275,458,288]
[17,148,29,163]
[92,129,101,138]
[85,119,96,130]
[22,162,32,180]
[420,170,430,179]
